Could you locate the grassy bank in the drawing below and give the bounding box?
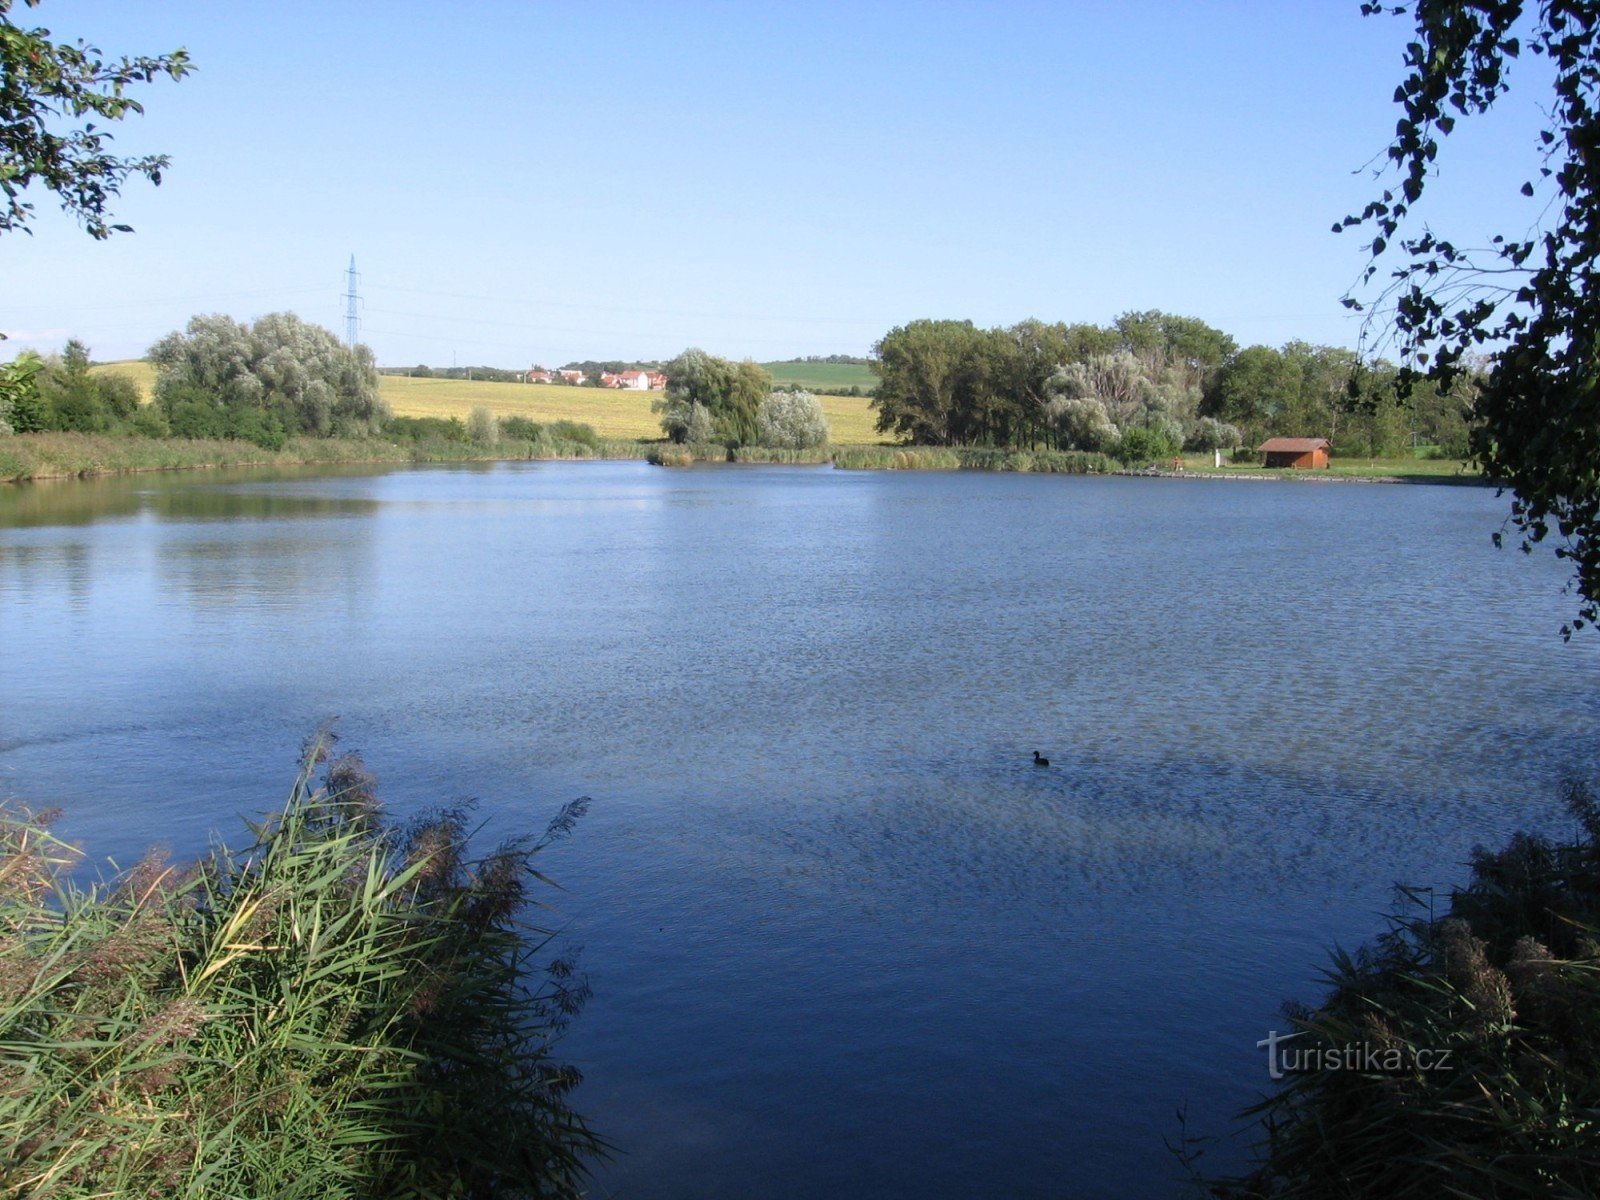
[1175,451,1480,481]
[0,432,649,483]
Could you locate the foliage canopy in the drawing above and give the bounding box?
[1344,0,1600,632]
[149,313,388,447]
[0,0,192,240]
[654,348,770,446]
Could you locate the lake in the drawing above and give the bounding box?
[1,461,1595,1198]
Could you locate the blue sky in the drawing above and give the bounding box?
[0,1,1551,367]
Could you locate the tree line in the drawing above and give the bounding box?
[870,312,1474,459]
[0,314,388,449]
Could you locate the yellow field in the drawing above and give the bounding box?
[92,360,156,394]
[92,362,885,444]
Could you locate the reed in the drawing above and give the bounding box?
[1217,780,1600,1199]
[0,734,603,1198]
[830,445,1111,473]
[646,443,732,466]
[730,445,832,464]
[0,432,655,482]
[830,446,962,471]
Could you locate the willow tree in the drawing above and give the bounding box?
[655,348,770,446]
[149,313,387,445]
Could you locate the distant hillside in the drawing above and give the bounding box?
[760,360,877,394]
[90,360,156,397]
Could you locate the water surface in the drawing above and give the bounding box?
[1,462,1594,1198]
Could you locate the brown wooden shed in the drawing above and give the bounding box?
[1258,437,1331,469]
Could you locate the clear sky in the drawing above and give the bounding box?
[0,1,1551,368]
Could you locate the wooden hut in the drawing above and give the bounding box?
[1257,437,1331,469]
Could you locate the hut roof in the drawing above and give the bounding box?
[1257,437,1332,453]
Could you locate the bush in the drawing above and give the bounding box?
[468,405,498,446]
[501,415,543,441]
[385,415,467,443]
[545,420,599,449]
[1218,780,1600,1199]
[1114,425,1178,465]
[96,374,142,421]
[127,404,171,439]
[0,735,603,1197]
[226,405,288,451]
[1186,416,1243,452]
[756,388,829,449]
[163,386,228,440]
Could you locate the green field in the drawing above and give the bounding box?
[759,360,877,393]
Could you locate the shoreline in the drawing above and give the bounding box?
[0,432,1483,488]
[1113,466,1489,486]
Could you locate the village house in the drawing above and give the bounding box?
[530,365,664,389]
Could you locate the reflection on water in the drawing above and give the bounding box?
[1,461,1596,1199]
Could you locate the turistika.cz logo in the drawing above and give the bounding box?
[1256,1029,1455,1081]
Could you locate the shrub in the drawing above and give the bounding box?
[756,388,829,449]
[126,404,171,439]
[1114,425,1177,465]
[545,420,599,449]
[96,374,143,421]
[468,405,498,446]
[1218,780,1600,1199]
[226,404,288,450]
[1185,416,1243,452]
[385,416,467,444]
[501,415,543,441]
[0,735,603,1197]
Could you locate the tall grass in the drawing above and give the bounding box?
[730,445,832,464]
[646,443,732,466]
[0,433,413,481]
[830,446,962,471]
[0,734,603,1198]
[0,432,654,482]
[830,445,1111,473]
[1217,780,1600,1198]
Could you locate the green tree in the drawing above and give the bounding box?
[40,336,110,430]
[149,312,388,444]
[0,3,189,422]
[0,0,192,239]
[655,348,769,446]
[96,370,140,420]
[0,351,43,432]
[1204,345,1302,444]
[1343,0,1600,633]
[870,319,991,445]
